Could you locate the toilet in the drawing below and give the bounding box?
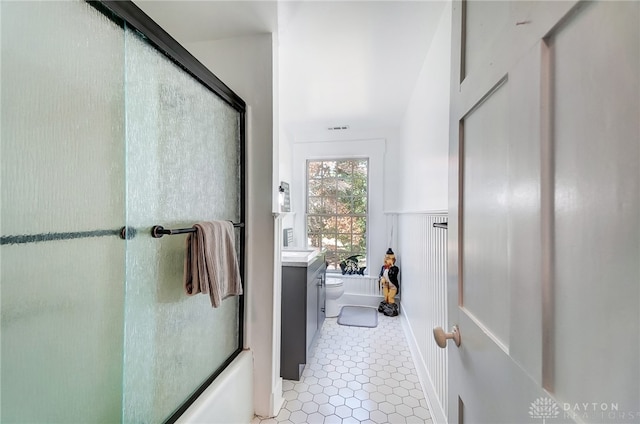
[325,277,345,317]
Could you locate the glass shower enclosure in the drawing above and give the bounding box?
[1,1,246,422]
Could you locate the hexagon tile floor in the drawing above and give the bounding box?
[252,312,432,424]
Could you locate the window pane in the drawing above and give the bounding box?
[308,197,322,214]
[323,178,338,196]
[324,233,338,247]
[308,162,323,179]
[352,233,366,251]
[308,233,321,248]
[325,251,340,271]
[337,233,352,248]
[353,216,366,234]
[355,159,368,174]
[336,179,351,196]
[336,216,352,233]
[322,161,337,178]
[337,193,352,209]
[336,160,353,177]
[337,248,354,258]
[308,216,323,233]
[323,197,338,214]
[321,216,337,233]
[353,198,367,214]
[308,179,322,196]
[352,177,367,197]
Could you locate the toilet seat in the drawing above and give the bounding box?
[326,277,343,287]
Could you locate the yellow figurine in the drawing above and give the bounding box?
[378,248,400,316]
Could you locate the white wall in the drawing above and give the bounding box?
[394,3,452,422]
[395,1,451,213]
[185,34,278,418]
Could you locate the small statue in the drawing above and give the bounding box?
[378,248,400,316]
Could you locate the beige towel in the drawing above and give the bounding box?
[184,221,243,307]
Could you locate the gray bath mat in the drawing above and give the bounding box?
[337,306,378,328]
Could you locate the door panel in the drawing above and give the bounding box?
[462,80,510,349]
[454,47,549,424]
[448,1,639,423]
[550,0,639,414]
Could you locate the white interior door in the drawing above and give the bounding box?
[446,1,639,423]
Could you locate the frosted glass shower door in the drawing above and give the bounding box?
[2,2,245,422]
[1,2,126,422]
[122,27,244,423]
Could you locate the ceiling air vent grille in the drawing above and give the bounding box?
[328,125,349,131]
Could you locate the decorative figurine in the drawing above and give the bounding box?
[339,254,367,275]
[378,248,400,316]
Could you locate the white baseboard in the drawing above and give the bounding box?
[400,305,448,424]
[270,377,284,418]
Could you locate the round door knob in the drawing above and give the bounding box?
[433,325,461,348]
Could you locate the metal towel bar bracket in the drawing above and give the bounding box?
[151,223,244,238]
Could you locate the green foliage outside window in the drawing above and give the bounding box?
[307,159,368,271]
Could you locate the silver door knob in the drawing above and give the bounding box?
[433,325,461,348]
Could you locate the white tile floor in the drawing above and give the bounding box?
[253,310,432,424]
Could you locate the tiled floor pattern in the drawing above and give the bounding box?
[253,311,432,424]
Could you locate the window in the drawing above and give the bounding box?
[306,159,368,272]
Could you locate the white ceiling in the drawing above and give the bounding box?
[134,1,278,42]
[134,0,445,138]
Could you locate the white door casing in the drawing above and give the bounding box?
[447,2,639,423]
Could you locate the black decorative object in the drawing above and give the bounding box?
[339,255,366,275]
[279,182,290,212]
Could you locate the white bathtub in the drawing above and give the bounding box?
[177,350,254,424]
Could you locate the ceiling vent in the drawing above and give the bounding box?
[328,125,349,131]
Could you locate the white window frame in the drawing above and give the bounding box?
[292,138,386,277]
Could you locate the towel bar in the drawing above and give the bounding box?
[433,222,448,229]
[1,226,136,245]
[151,223,244,238]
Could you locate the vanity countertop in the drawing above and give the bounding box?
[281,248,320,267]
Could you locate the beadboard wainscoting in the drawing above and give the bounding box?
[388,211,448,423]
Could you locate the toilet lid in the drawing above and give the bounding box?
[326,278,343,286]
